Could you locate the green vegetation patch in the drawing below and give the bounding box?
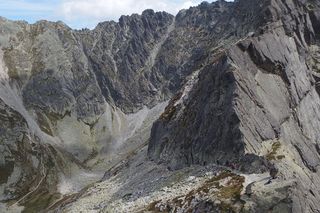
[22,190,61,213]
[276,155,285,160]
[266,141,281,161]
[146,170,245,212]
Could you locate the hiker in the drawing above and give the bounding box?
[270,165,279,179]
[265,164,279,185]
[230,162,236,170]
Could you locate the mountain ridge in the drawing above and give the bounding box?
[0,0,320,212]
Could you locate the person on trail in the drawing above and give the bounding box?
[262,157,279,184]
[270,165,279,179]
[230,162,236,170]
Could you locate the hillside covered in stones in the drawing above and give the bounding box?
[0,0,320,212]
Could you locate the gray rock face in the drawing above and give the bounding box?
[80,10,175,112]
[149,0,320,211]
[0,94,66,208]
[0,10,181,211]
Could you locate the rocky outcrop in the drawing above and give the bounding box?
[149,0,320,212]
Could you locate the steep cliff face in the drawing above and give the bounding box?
[149,0,320,211]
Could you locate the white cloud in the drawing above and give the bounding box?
[0,0,234,29]
[57,0,203,28]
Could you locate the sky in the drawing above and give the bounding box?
[0,0,233,29]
